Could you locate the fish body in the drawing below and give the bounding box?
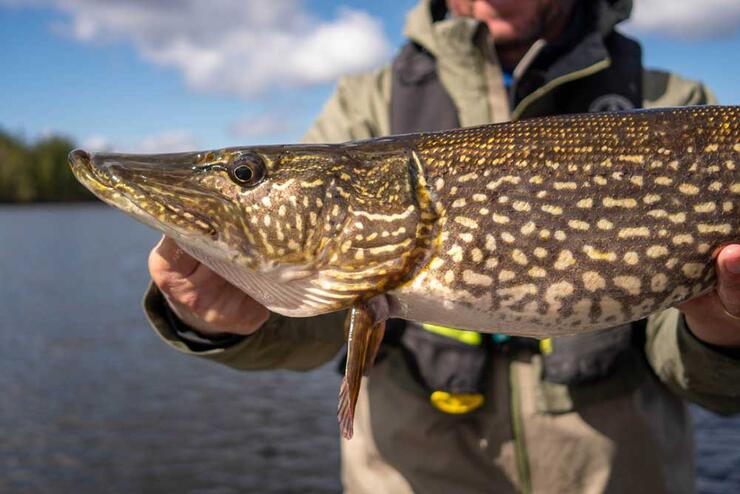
[69,105,740,438]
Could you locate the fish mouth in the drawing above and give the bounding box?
[68,148,218,239]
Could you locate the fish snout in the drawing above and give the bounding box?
[68,148,91,171]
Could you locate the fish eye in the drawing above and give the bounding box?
[228,153,266,187]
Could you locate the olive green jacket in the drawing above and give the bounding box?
[145,1,739,492]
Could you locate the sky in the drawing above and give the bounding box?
[1,0,739,153]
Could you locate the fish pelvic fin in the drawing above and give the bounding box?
[337,302,387,440]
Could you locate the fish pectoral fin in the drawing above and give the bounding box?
[337,303,386,440]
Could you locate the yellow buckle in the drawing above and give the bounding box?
[422,323,482,345]
[539,338,553,355]
[430,391,485,414]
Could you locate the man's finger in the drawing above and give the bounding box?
[716,244,740,317]
[148,235,199,279]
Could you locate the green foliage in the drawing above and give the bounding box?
[0,129,94,202]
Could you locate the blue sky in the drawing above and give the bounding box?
[1,0,738,153]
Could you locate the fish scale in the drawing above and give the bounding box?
[69,105,739,440]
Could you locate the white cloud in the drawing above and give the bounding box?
[626,0,740,38]
[229,113,294,139]
[80,135,111,152]
[135,130,199,154]
[15,0,390,96]
[77,130,199,153]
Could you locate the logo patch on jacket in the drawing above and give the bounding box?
[588,94,635,112]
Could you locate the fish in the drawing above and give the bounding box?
[69,105,739,439]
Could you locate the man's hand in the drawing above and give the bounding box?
[148,236,269,336]
[678,244,740,348]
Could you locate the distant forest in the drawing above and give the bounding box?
[0,129,94,202]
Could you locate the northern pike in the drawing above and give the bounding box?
[69,106,739,438]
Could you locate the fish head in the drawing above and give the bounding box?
[68,144,422,278]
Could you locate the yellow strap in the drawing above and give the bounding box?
[430,391,485,414]
[539,338,553,355]
[422,323,482,346]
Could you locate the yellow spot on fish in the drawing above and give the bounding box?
[454,217,479,229]
[554,250,576,270]
[654,177,673,186]
[541,204,563,215]
[682,263,704,279]
[704,143,719,152]
[444,270,455,284]
[458,232,474,243]
[668,213,686,224]
[643,194,661,204]
[486,176,520,190]
[485,234,497,251]
[448,245,464,262]
[554,230,567,241]
[694,202,716,213]
[678,184,700,195]
[528,267,547,278]
[473,194,487,202]
[452,198,467,208]
[576,198,593,208]
[603,197,637,208]
[583,245,617,261]
[499,270,515,282]
[521,222,536,235]
[458,172,479,183]
[568,220,589,231]
[463,270,493,286]
[533,247,547,258]
[630,176,644,187]
[597,219,613,230]
[624,252,639,265]
[512,201,531,212]
[512,249,528,265]
[619,155,644,164]
[647,245,669,258]
[672,234,694,245]
[492,213,510,224]
[554,182,577,190]
[613,276,641,296]
[599,296,623,321]
[429,258,445,270]
[697,223,732,234]
[651,273,668,292]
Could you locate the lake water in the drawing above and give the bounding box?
[0,205,738,493]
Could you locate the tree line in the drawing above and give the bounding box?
[0,129,95,202]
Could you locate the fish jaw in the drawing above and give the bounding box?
[68,148,223,243]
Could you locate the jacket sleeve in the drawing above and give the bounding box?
[645,309,740,414]
[141,69,392,371]
[143,282,347,371]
